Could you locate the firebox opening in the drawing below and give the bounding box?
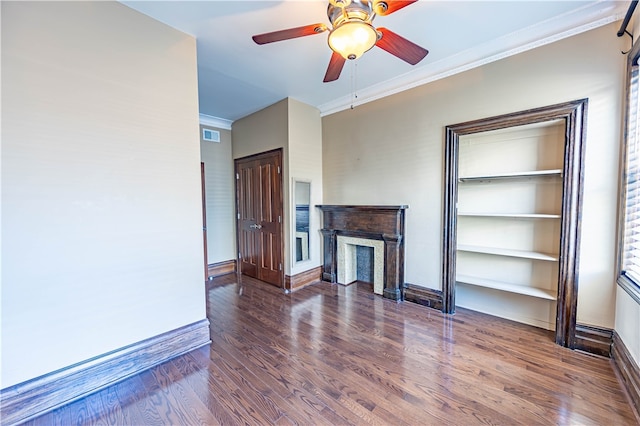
[356,246,374,283]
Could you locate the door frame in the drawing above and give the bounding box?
[234,148,285,287]
[201,162,208,280]
[441,99,588,348]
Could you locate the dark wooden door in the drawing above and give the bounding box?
[235,149,283,287]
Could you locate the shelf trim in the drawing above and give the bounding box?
[458,213,561,219]
[456,274,557,300]
[459,169,562,182]
[457,244,559,261]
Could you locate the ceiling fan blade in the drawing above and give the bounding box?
[323,52,346,83]
[375,27,428,65]
[374,0,418,16]
[252,24,327,45]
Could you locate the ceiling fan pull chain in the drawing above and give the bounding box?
[350,61,354,109]
[355,61,359,105]
[350,60,359,110]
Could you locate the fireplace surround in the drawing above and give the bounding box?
[317,205,407,301]
[337,235,385,294]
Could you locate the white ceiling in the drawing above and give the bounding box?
[122,1,628,125]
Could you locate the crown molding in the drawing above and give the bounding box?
[199,113,233,130]
[319,2,626,117]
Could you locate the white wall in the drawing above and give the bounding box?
[323,23,625,329]
[1,2,205,388]
[200,125,236,265]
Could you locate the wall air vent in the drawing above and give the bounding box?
[202,128,220,143]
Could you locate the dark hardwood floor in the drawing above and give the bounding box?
[24,274,638,425]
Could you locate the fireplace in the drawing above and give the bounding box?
[317,205,407,301]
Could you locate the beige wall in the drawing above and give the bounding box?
[323,23,625,329]
[614,16,640,366]
[288,99,323,275]
[200,125,236,264]
[232,99,290,272]
[2,2,204,388]
[232,98,289,160]
[615,289,640,363]
[232,98,323,276]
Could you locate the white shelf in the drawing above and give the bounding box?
[458,213,561,219]
[456,274,557,300]
[457,244,558,261]
[459,169,562,182]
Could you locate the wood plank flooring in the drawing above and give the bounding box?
[24,274,638,425]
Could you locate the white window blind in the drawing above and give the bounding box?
[622,61,640,285]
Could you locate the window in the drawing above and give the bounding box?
[619,42,640,303]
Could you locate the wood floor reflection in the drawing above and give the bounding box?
[26,274,638,425]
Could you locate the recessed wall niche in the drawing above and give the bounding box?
[442,99,588,348]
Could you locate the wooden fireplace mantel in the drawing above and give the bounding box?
[316,205,407,301]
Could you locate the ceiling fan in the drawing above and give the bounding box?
[252,0,428,83]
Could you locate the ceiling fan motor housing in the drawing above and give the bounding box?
[327,0,374,27]
[327,0,378,60]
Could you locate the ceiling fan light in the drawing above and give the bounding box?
[328,20,377,60]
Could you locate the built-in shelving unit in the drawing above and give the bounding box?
[443,99,588,346]
[454,120,565,330]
